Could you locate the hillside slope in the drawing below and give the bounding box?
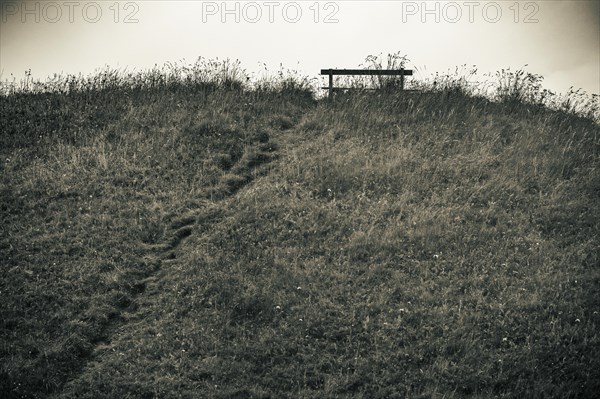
[2,82,599,398]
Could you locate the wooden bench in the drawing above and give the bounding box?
[320,69,413,99]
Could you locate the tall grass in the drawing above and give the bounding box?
[0,58,315,398]
[1,55,599,398]
[2,55,597,122]
[408,64,599,123]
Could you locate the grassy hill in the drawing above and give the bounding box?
[1,62,599,398]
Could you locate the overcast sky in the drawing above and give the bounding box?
[1,0,598,95]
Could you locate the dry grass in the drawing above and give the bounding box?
[1,59,599,398]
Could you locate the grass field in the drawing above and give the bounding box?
[1,60,599,398]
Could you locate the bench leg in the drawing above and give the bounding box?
[329,71,333,100]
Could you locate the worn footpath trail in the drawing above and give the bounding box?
[53,118,299,397]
